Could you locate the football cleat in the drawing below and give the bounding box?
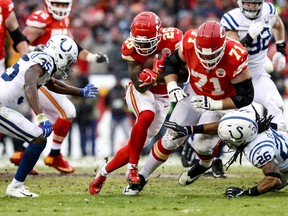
[44,154,75,173]
[6,184,39,198]
[123,174,147,196]
[126,166,140,184]
[178,161,210,186]
[212,159,227,178]
[10,151,39,175]
[89,166,107,195]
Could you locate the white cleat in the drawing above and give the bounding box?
[178,170,201,186]
[6,184,39,198]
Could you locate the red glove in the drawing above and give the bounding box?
[153,51,168,74]
[138,68,157,87]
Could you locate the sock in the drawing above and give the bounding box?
[15,143,46,182]
[49,149,61,157]
[11,178,24,187]
[129,110,154,164]
[105,142,130,173]
[50,117,72,152]
[140,139,174,180]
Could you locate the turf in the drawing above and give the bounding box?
[0,157,287,216]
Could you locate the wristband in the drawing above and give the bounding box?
[86,53,97,62]
[37,113,46,123]
[192,125,204,134]
[167,81,178,91]
[276,41,287,56]
[246,186,260,196]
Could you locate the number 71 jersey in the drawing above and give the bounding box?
[182,29,248,100]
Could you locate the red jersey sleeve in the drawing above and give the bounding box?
[1,0,14,20]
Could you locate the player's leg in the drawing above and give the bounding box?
[39,86,75,173]
[253,75,286,131]
[1,107,45,197]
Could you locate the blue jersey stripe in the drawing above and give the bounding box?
[0,116,35,142]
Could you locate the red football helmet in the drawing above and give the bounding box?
[130,11,162,56]
[195,21,226,70]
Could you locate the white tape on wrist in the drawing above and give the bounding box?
[86,53,97,62]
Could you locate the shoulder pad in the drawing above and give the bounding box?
[30,52,55,73]
[26,10,52,27]
[121,38,136,57]
[264,2,278,16]
[182,29,196,50]
[1,0,14,19]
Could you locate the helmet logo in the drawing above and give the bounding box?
[216,68,226,77]
[60,38,72,52]
[229,126,244,140]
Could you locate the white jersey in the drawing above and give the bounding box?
[0,51,55,109]
[220,2,277,79]
[244,128,288,173]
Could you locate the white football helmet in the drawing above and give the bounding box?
[237,0,264,19]
[43,35,78,79]
[45,0,72,20]
[218,109,258,149]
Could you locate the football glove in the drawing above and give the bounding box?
[191,95,222,110]
[167,81,187,103]
[37,113,53,138]
[95,53,109,63]
[248,22,264,40]
[138,68,157,87]
[272,41,287,72]
[80,84,98,98]
[225,187,249,198]
[87,53,109,63]
[153,51,168,74]
[164,121,192,140]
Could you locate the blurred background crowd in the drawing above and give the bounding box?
[1,0,288,158]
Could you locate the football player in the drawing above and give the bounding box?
[121,20,254,195]
[89,11,183,195]
[219,109,288,197]
[9,0,108,174]
[0,0,29,72]
[3,35,98,197]
[220,0,287,131]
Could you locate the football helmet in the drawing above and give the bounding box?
[43,35,78,79]
[218,110,258,149]
[45,0,72,20]
[195,21,226,70]
[130,11,162,56]
[237,0,264,19]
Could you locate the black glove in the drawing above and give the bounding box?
[225,187,249,197]
[164,121,192,140]
[276,41,287,56]
[96,53,109,63]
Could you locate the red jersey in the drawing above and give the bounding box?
[122,27,183,94]
[26,10,69,46]
[0,0,14,60]
[182,29,248,100]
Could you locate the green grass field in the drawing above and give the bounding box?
[0,156,288,216]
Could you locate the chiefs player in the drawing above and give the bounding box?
[122,20,254,195]
[9,0,108,174]
[89,11,183,195]
[0,0,29,72]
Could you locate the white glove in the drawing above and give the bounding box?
[167,81,187,103]
[264,56,274,73]
[191,95,222,110]
[272,52,286,72]
[248,22,264,40]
